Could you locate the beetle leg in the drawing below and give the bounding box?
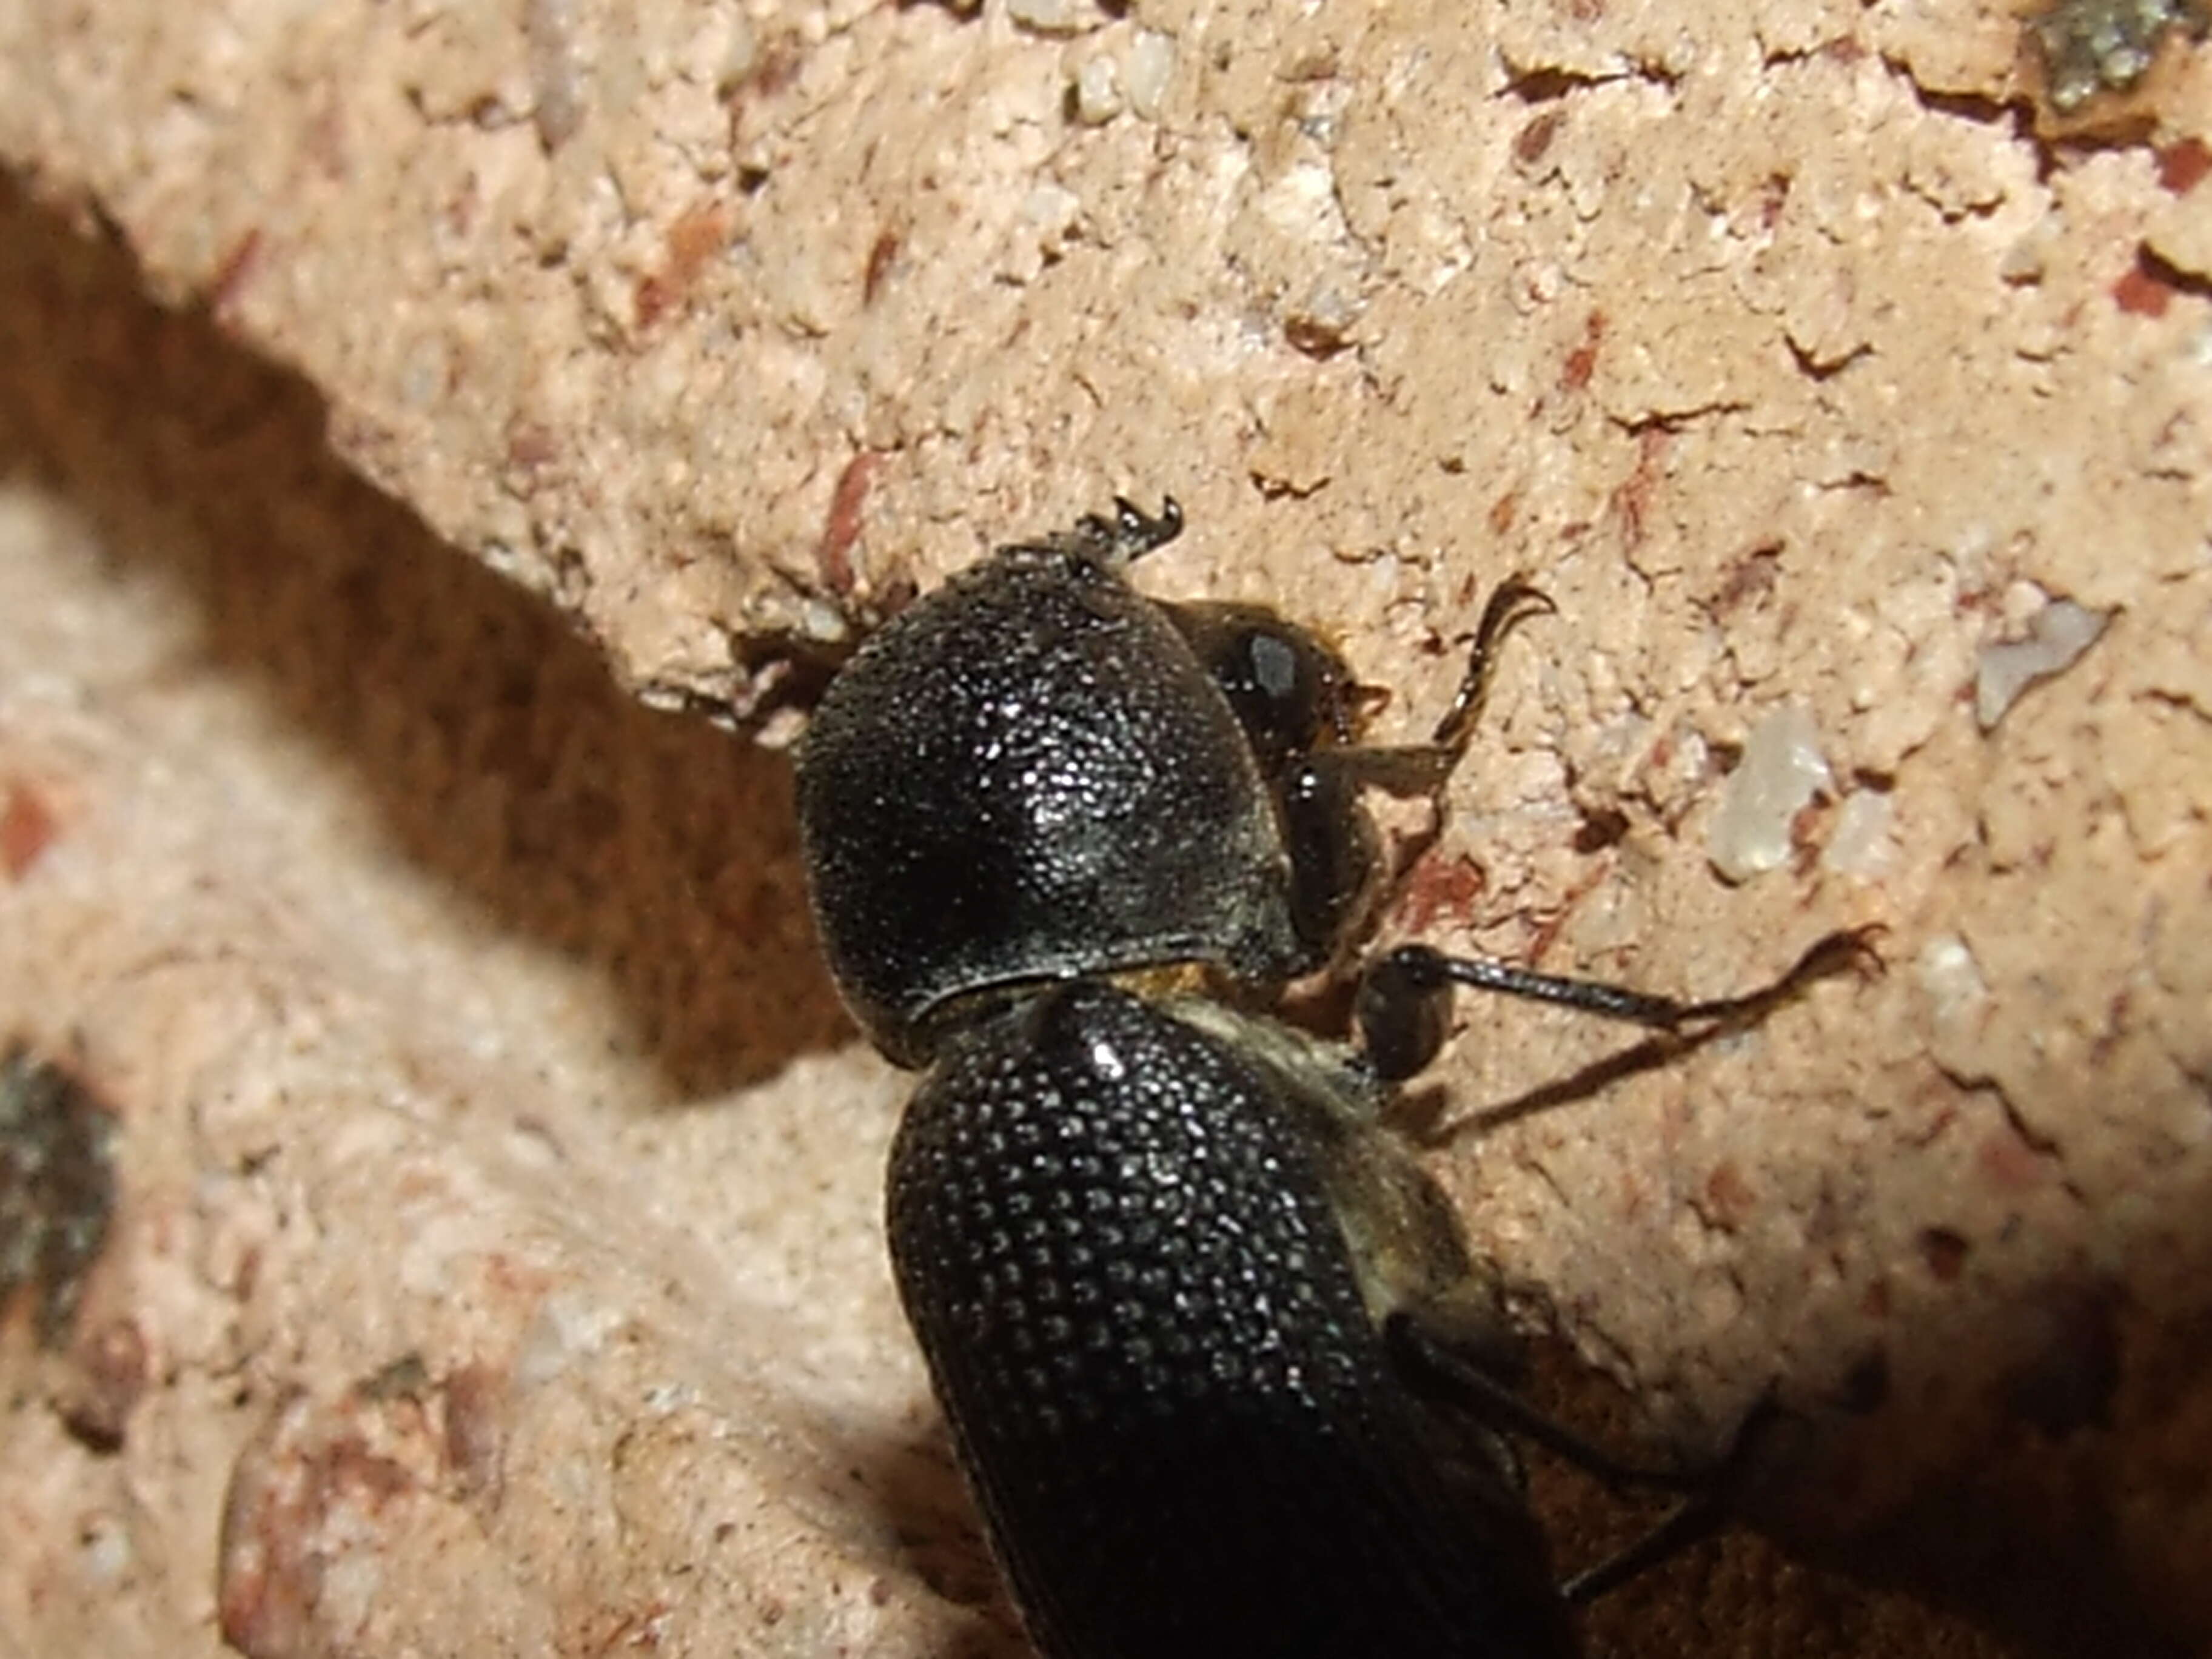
[1358,925,1885,1084]
[1430,575,1556,757]
[1051,493,1185,566]
[1556,1495,1732,1607]
[1386,1312,1708,1492]
[1558,1393,1791,1606]
[1310,576,1558,799]
[1391,1310,1795,1604]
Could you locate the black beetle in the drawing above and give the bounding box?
[796,498,1873,1658]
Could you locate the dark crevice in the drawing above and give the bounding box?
[1502,56,1678,104]
[1607,402,1749,437]
[1785,337,1875,382]
[2137,241,2212,303]
[1504,65,1611,103]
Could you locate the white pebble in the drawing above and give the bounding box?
[1009,0,1094,35]
[1124,29,1175,118]
[1975,596,2109,731]
[1708,703,1833,883]
[1072,54,1122,125]
[1822,789,1895,878]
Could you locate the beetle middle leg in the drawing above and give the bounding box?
[1358,925,1886,1084]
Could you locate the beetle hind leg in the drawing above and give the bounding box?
[1389,1309,1794,1607]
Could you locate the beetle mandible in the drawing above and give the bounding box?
[795,497,1874,1658]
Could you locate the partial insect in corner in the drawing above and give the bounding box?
[1,1043,119,1352]
[794,496,1880,1658]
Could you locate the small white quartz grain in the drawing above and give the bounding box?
[1918,933,1988,1026]
[1975,597,2110,731]
[1071,54,1123,125]
[526,0,586,150]
[1124,30,1175,118]
[1822,788,1896,878]
[1708,703,1834,883]
[1008,0,1095,35]
[720,12,756,86]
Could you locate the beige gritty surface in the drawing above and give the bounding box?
[1,0,2208,1655]
[0,187,2017,1659]
[0,196,997,1659]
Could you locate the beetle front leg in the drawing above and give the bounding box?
[1043,492,1185,566]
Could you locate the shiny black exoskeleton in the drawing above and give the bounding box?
[796,498,1871,1659]
[796,500,1307,1070]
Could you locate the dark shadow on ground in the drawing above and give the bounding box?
[0,180,851,1098]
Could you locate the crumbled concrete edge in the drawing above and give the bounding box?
[0,199,1027,1658]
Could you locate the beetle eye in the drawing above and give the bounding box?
[1219,628,1335,773]
[1247,632,1301,702]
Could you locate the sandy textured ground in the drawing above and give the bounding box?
[2,0,2208,1655]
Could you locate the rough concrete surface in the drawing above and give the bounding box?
[0,0,2207,1655]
